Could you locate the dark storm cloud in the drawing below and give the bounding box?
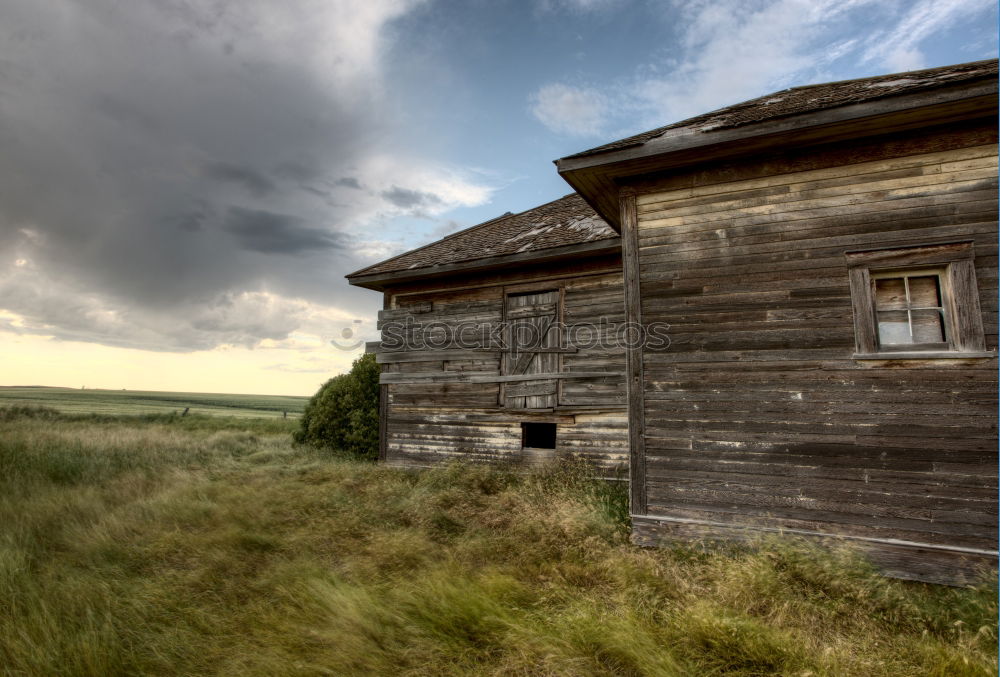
[223,207,347,255]
[204,162,277,197]
[335,177,363,189]
[380,185,443,210]
[275,161,323,183]
[0,0,423,351]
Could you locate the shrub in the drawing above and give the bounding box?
[294,353,379,459]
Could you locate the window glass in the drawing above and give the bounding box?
[873,272,946,347]
[908,276,941,307]
[876,309,910,344]
[911,309,945,343]
[874,278,907,309]
[846,241,986,358]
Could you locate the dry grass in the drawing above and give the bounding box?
[0,408,995,676]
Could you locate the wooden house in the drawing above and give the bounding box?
[347,193,631,476]
[349,59,998,583]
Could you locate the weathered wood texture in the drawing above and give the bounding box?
[620,192,648,515]
[631,516,994,586]
[384,409,628,476]
[629,130,998,578]
[503,290,560,409]
[375,258,628,472]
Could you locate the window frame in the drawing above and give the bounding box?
[869,268,951,352]
[845,241,991,359]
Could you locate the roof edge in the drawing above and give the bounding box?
[560,59,998,162]
[344,210,514,280]
[557,77,997,172]
[347,237,621,291]
[557,76,997,230]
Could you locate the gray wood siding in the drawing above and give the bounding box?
[631,138,998,573]
[503,290,560,409]
[385,410,628,476]
[561,275,627,406]
[375,266,628,473]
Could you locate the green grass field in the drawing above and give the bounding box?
[0,408,996,676]
[0,386,308,418]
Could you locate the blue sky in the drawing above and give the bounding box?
[0,0,995,394]
[382,0,998,231]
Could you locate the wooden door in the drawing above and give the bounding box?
[504,290,559,409]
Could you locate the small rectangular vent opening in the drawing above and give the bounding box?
[522,422,556,449]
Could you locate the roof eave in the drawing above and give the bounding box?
[557,78,998,231]
[346,238,621,291]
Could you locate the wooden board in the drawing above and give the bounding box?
[628,134,998,570]
[375,265,627,470]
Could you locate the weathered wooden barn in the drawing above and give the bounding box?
[347,193,631,476]
[349,59,998,583]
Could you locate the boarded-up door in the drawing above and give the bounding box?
[504,290,559,409]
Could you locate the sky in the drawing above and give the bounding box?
[0,0,995,396]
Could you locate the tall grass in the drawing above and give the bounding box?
[0,409,995,676]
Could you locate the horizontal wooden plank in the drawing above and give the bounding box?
[506,303,557,319]
[638,166,997,224]
[631,516,996,585]
[504,380,558,397]
[634,144,997,208]
[637,195,996,251]
[381,371,620,384]
[376,349,499,363]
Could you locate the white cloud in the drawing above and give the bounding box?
[530,0,995,137]
[0,255,370,353]
[530,83,610,136]
[637,0,879,124]
[882,48,927,72]
[862,0,995,71]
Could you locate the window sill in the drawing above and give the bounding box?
[853,351,996,360]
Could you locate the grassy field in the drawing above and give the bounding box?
[0,386,308,418]
[0,408,996,676]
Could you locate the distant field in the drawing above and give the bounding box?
[0,386,308,418]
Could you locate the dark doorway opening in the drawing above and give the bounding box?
[522,422,556,449]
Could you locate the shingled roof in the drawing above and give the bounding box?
[346,193,617,281]
[565,58,998,160]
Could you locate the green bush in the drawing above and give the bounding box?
[294,353,379,458]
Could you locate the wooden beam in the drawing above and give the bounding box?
[620,190,648,516]
[558,83,998,230]
[376,349,499,364]
[389,259,621,300]
[379,371,617,384]
[505,379,558,398]
[347,239,621,290]
[378,383,388,462]
[557,82,997,173]
[378,291,390,463]
[378,303,432,319]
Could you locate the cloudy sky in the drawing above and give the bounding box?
[0,0,995,395]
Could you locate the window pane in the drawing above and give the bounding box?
[874,278,907,310]
[911,309,945,343]
[908,276,942,308]
[877,310,911,344]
